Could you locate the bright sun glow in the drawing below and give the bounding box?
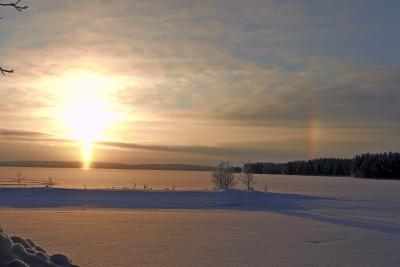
[54,71,123,169]
[60,98,114,169]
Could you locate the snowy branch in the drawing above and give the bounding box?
[0,67,14,75]
[0,0,28,75]
[0,0,28,12]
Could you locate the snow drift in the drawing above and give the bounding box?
[0,227,78,267]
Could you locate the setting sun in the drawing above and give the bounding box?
[60,98,113,168]
[56,71,122,168]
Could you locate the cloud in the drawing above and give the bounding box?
[2,124,398,164]
[0,129,49,137]
[212,63,400,127]
[0,0,399,162]
[0,129,75,145]
[0,127,296,156]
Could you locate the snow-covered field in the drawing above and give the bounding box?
[1,175,400,266]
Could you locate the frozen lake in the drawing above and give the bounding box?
[2,166,400,198]
[0,167,216,190]
[1,167,400,266]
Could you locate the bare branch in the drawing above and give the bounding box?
[239,161,257,190]
[0,67,14,75]
[0,0,28,12]
[211,160,236,190]
[1,1,28,75]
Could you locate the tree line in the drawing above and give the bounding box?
[352,152,400,179]
[244,152,400,179]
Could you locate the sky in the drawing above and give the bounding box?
[0,0,399,165]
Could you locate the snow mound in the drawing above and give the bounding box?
[0,227,78,267]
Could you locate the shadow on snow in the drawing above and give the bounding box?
[1,188,400,235]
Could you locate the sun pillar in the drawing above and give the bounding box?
[81,141,92,169]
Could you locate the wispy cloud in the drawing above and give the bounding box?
[1,0,399,163]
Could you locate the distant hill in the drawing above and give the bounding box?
[0,161,214,171]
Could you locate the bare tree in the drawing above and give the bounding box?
[211,160,236,190]
[0,0,28,75]
[239,161,257,190]
[15,169,25,188]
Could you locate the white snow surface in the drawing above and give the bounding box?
[0,175,400,266]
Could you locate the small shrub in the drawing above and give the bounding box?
[211,160,236,190]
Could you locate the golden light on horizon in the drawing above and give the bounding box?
[54,71,123,169]
[60,98,112,169]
